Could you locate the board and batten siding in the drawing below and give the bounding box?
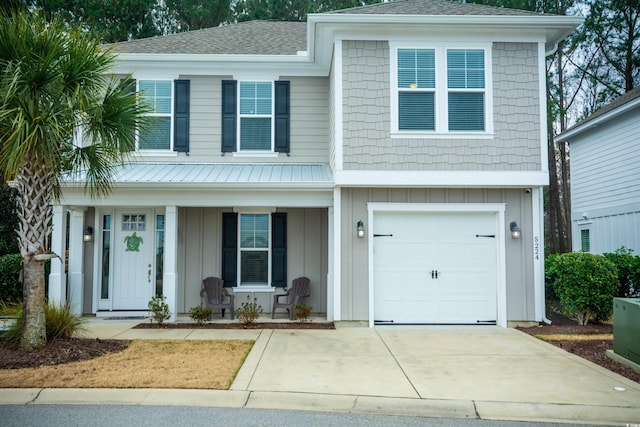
[570,112,640,214]
[339,188,535,322]
[177,207,328,314]
[134,75,330,164]
[570,109,640,254]
[340,41,541,171]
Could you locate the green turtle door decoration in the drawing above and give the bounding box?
[124,232,143,252]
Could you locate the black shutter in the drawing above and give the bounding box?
[221,80,237,153]
[121,78,136,152]
[173,80,190,153]
[274,80,290,154]
[221,212,238,287]
[271,212,287,287]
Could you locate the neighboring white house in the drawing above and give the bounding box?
[49,0,581,327]
[556,86,640,255]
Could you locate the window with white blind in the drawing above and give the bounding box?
[392,45,491,136]
[139,80,172,150]
[239,82,273,151]
[239,213,270,285]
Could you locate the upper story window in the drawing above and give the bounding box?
[239,82,273,151]
[221,80,290,155]
[139,80,172,150]
[447,49,485,131]
[391,45,491,136]
[132,79,190,153]
[398,49,436,130]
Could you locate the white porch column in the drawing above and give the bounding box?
[67,209,85,315]
[326,207,334,321]
[332,188,342,321]
[164,206,178,322]
[48,205,67,305]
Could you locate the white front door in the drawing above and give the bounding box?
[112,210,155,310]
[373,211,498,324]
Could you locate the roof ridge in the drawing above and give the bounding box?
[328,0,549,17]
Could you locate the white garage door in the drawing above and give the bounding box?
[373,211,498,324]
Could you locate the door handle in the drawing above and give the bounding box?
[148,264,152,283]
[431,270,440,279]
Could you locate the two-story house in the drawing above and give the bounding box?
[49,0,581,327]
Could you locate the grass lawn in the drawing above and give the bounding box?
[0,340,253,389]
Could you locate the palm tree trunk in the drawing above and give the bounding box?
[17,159,54,350]
[21,257,46,349]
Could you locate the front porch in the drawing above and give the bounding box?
[50,163,335,322]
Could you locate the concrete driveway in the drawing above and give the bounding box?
[231,325,640,424]
[3,321,640,425]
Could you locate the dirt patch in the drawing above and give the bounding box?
[133,321,335,329]
[0,338,129,370]
[517,312,640,384]
[0,339,252,389]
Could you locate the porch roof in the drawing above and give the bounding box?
[65,163,334,189]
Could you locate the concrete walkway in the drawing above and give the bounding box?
[2,319,640,426]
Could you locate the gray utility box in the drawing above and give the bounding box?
[613,298,640,365]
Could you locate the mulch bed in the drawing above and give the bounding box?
[133,321,336,330]
[517,312,640,384]
[0,338,129,370]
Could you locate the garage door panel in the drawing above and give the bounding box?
[373,211,498,325]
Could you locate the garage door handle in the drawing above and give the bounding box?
[431,270,439,279]
[476,234,495,238]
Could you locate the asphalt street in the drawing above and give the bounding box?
[0,405,602,427]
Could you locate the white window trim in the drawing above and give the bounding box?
[237,212,272,287]
[137,79,174,152]
[237,81,275,153]
[390,42,494,138]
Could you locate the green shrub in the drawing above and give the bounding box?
[603,247,640,297]
[0,253,22,303]
[45,302,87,340]
[148,295,170,324]
[188,305,212,325]
[294,303,312,322]
[235,295,263,325]
[549,252,618,325]
[544,253,561,310]
[1,302,87,343]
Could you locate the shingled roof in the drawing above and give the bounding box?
[106,0,565,56]
[105,20,307,55]
[332,0,547,16]
[558,86,640,139]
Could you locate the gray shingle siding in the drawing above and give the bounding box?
[341,40,541,171]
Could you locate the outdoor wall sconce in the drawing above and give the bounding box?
[356,220,365,238]
[83,226,93,242]
[510,221,521,239]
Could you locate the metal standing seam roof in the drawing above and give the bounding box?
[64,163,334,188]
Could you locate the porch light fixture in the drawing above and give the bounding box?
[510,221,521,239]
[356,220,365,238]
[83,226,93,242]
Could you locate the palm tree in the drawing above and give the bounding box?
[0,12,147,349]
